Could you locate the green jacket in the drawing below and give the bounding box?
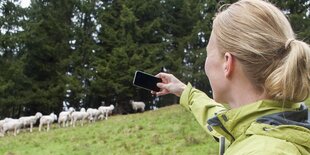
[180,83,310,155]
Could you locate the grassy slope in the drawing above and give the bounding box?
[0,105,218,155]
[1,102,309,155]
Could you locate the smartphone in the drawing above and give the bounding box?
[133,71,162,92]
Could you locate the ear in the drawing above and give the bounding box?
[223,52,234,78]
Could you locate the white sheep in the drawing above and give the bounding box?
[98,104,115,120]
[58,107,75,127]
[86,108,102,122]
[98,114,105,120]
[0,118,7,136]
[1,118,23,136]
[70,108,92,127]
[0,119,6,134]
[130,100,145,112]
[19,112,43,132]
[39,113,57,132]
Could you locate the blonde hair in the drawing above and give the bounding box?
[213,0,310,102]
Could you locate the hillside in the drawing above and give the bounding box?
[0,105,219,155]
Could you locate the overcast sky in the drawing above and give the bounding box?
[20,0,31,8]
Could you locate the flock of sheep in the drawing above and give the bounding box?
[0,100,146,137]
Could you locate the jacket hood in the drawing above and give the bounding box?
[256,103,310,129]
[207,100,310,149]
[251,103,310,149]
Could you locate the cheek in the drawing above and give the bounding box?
[204,57,210,76]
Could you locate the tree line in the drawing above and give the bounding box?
[0,0,309,118]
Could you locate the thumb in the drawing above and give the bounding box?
[157,83,167,89]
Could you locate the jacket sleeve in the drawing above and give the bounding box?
[179,83,227,139]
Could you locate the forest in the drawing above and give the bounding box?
[0,0,309,118]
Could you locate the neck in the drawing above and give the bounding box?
[228,84,267,108]
[226,65,268,108]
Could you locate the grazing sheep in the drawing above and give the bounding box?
[71,108,92,127]
[19,112,43,132]
[58,107,75,127]
[0,120,5,137]
[0,119,6,134]
[150,106,158,110]
[39,113,57,132]
[98,114,105,120]
[0,118,8,136]
[86,108,102,122]
[1,118,23,136]
[98,105,115,120]
[130,100,145,112]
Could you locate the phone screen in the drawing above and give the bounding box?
[133,71,162,92]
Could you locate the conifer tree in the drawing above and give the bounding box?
[0,0,29,117]
[0,0,309,117]
[65,0,102,109]
[22,0,75,114]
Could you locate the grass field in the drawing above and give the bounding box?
[1,102,309,155]
[0,105,218,155]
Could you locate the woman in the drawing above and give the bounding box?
[154,0,310,154]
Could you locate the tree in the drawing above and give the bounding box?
[0,0,309,118]
[64,0,102,109]
[21,0,75,114]
[271,0,310,42]
[0,0,30,118]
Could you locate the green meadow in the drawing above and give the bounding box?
[1,101,309,155]
[0,105,218,155]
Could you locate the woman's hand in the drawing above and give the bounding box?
[154,73,186,97]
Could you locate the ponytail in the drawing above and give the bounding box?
[265,40,310,102]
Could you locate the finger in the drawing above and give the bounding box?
[157,83,167,89]
[156,73,170,85]
[155,73,162,78]
[155,72,169,78]
[156,91,168,96]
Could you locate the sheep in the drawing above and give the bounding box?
[0,118,6,134]
[70,108,92,127]
[130,100,145,112]
[98,114,105,120]
[58,107,75,127]
[19,112,43,132]
[39,113,57,132]
[86,108,102,122]
[0,118,8,136]
[150,106,158,110]
[98,104,115,120]
[1,118,23,136]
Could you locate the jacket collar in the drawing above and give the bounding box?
[207,100,302,143]
[256,103,310,129]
